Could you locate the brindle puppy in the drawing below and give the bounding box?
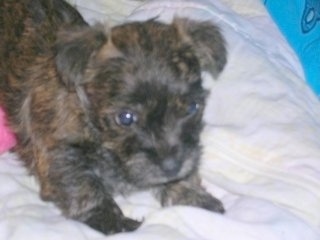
[0,0,227,235]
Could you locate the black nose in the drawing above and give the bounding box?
[161,158,182,177]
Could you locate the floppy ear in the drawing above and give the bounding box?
[54,26,107,90]
[173,18,227,77]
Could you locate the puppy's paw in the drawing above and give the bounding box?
[85,212,142,234]
[122,217,142,232]
[81,200,142,234]
[193,190,225,214]
[168,187,225,214]
[158,175,225,214]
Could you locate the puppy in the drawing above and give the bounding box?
[0,0,227,235]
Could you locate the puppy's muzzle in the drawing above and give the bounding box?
[161,158,183,177]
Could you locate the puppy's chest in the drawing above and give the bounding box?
[102,173,139,196]
[92,161,139,195]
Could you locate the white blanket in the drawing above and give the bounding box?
[1,0,320,239]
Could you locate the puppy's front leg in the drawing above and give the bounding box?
[156,173,225,213]
[38,143,140,234]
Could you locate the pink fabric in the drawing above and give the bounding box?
[0,107,16,153]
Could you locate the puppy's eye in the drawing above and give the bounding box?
[116,110,138,126]
[187,101,200,115]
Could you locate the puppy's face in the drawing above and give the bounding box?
[55,19,226,188]
[89,46,206,187]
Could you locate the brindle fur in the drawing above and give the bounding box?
[0,0,227,235]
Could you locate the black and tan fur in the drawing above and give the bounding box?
[0,0,227,235]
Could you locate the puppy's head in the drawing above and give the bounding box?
[55,19,226,187]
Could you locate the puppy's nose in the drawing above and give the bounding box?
[161,158,182,176]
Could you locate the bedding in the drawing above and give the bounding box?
[0,0,320,239]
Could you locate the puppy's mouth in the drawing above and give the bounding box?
[158,157,197,184]
[126,154,198,188]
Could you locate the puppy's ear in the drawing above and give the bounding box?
[174,18,227,77]
[54,26,107,90]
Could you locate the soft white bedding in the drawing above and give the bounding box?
[1,0,320,239]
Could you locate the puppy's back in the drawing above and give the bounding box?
[0,0,86,65]
[0,0,87,166]
[0,0,86,116]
